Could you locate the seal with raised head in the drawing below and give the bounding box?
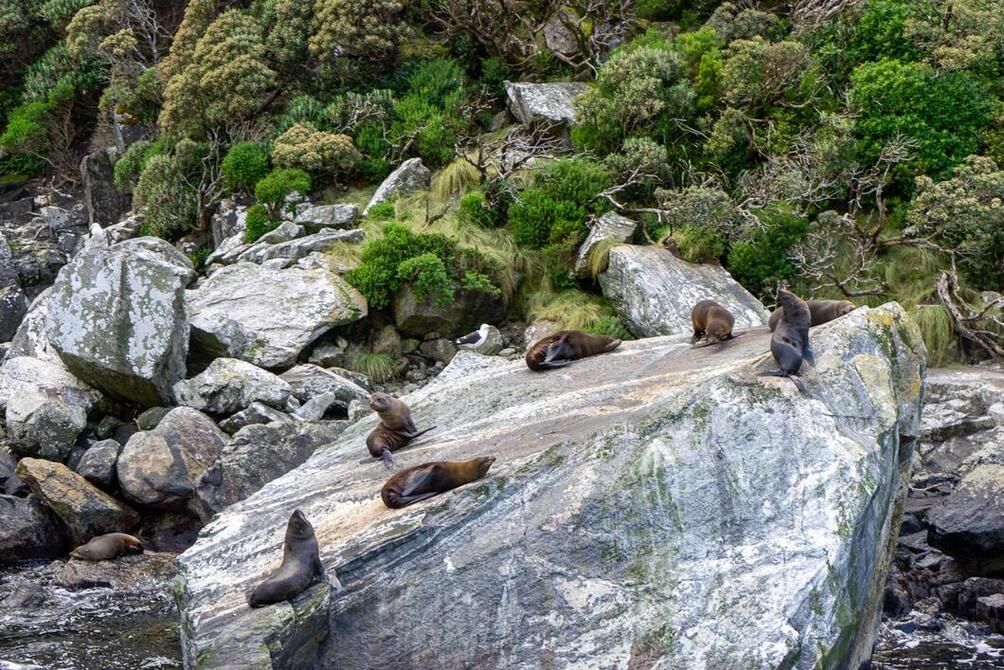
[248,509,326,608]
[768,299,855,331]
[764,288,815,392]
[690,300,741,348]
[366,392,436,469]
[525,331,621,371]
[70,533,144,561]
[381,456,496,509]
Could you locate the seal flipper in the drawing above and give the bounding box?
[381,449,395,470]
[803,344,816,367]
[404,425,437,440]
[788,374,807,393]
[391,492,440,507]
[536,359,571,369]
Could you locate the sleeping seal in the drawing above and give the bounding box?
[525,331,621,371]
[381,457,496,509]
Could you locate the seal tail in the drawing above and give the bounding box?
[381,449,395,470]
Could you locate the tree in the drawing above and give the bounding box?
[309,0,408,62]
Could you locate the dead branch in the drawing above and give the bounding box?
[937,262,1004,360]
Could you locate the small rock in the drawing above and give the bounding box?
[372,325,403,358]
[257,221,303,245]
[418,338,456,364]
[573,212,637,277]
[279,364,368,408]
[5,385,90,461]
[505,81,588,127]
[294,204,359,232]
[76,439,121,489]
[364,158,431,216]
[347,399,369,423]
[15,458,139,544]
[455,324,505,356]
[294,392,337,421]
[927,464,1004,569]
[523,320,560,348]
[0,494,67,562]
[174,358,292,416]
[219,402,291,434]
[136,406,172,431]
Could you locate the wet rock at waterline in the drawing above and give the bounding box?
[116,407,227,511]
[191,420,349,522]
[45,231,193,406]
[15,458,139,544]
[177,303,923,669]
[187,263,367,369]
[58,551,177,590]
[926,464,1004,569]
[174,358,292,416]
[598,244,769,338]
[0,494,67,562]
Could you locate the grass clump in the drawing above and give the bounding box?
[345,351,399,383]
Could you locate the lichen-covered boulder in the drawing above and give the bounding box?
[176,303,924,669]
[599,244,769,337]
[8,289,59,362]
[117,407,227,511]
[0,494,68,562]
[573,211,637,277]
[16,458,139,544]
[363,158,431,216]
[174,358,292,416]
[505,81,588,126]
[294,204,359,232]
[45,232,193,406]
[187,263,367,369]
[236,229,364,265]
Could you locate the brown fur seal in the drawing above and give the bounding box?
[381,457,496,509]
[768,299,855,331]
[690,300,741,347]
[248,509,326,608]
[366,392,436,469]
[763,289,815,392]
[525,331,621,371]
[70,533,143,561]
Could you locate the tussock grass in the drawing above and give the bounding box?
[587,237,624,278]
[909,303,956,367]
[345,351,399,383]
[431,159,481,201]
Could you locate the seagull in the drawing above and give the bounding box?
[454,323,491,347]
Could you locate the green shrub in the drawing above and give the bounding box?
[134,154,198,240]
[354,122,392,180]
[254,168,311,217]
[507,159,611,248]
[584,315,634,340]
[113,140,167,192]
[366,201,396,220]
[244,204,279,243]
[271,123,361,177]
[509,188,582,248]
[221,142,269,194]
[727,205,810,299]
[461,271,502,297]
[458,190,502,228]
[405,58,464,108]
[671,224,725,263]
[391,96,456,168]
[397,252,454,304]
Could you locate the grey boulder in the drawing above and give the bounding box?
[76,438,121,489]
[80,147,130,226]
[0,494,67,562]
[505,81,588,127]
[279,364,368,408]
[45,232,193,406]
[117,407,228,510]
[187,263,367,369]
[363,158,431,216]
[176,303,924,670]
[573,211,636,277]
[599,244,769,338]
[236,228,364,265]
[927,464,1004,566]
[174,358,292,415]
[219,402,292,434]
[294,204,359,231]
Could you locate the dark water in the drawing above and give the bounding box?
[0,561,181,670]
[873,616,1004,669]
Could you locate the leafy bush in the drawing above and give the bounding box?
[509,188,583,248]
[458,190,502,228]
[365,201,396,220]
[727,205,810,298]
[272,123,361,178]
[397,252,453,304]
[720,38,819,114]
[461,271,502,297]
[134,154,198,240]
[671,225,725,264]
[254,168,311,217]
[656,186,743,239]
[221,142,269,194]
[508,159,611,248]
[585,315,634,340]
[244,203,279,243]
[390,96,456,168]
[849,58,992,177]
[113,140,166,192]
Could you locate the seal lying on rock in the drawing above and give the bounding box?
[525,331,621,371]
[248,510,326,608]
[381,457,496,509]
[366,392,436,469]
[763,289,815,392]
[690,300,741,348]
[768,299,855,331]
[70,533,144,561]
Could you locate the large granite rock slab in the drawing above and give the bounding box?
[363,158,431,216]
[0,494,68,562]
[187,263,367,369]
[46,232,193,406]
[16,458,139,544]
[176,303,924,669]
[117,407,228,510]
[505,81,589,126]
[599,244,769,337]
[174,358,292,416]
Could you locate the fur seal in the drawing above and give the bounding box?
[768,299,855,331]
[366,392,436,469]
[525,331,621,371]
[764,288,815,392]
[690,300,741,347]
[248,509,326,608]
[381,456,496,509]
[70,533,143,561]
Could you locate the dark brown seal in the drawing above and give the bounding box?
[768,299,855,331]
[764,289,815,392]
[248,509,326,608]
[690,300,740,347]
[70,533,143,561]
[366,392,436,469]
[381,457,496,509]
[525,331,621,371]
